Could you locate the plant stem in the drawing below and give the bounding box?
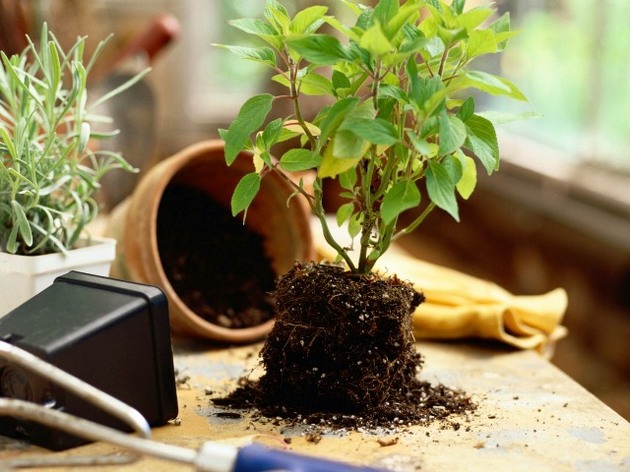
[314,180,357,272]
[393,201,436,241]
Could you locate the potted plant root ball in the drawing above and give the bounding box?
[106,140,313,343]
[216,0,527,425]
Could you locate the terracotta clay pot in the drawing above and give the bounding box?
[106,140,313,343]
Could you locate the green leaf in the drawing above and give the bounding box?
[344,118,399,146]
[359,23,393,58]
[383,0,422,40]
[218,45,276,68]
[11,200,33,246]
[459,96,475,121]
[290,6,328,34]
[336,202,355,226]
[224,94,274,165]
[456,154,477,199]
[426,160,459,221]
[318,97,359,143]
[465,114,499,174]
[441,153,463,184]
[452,0,466,15]
[454,71,527,101]
[379,83,408,102]
[373,0,398,25]
[332,70,351,90]
[438,112,466,156]
[339,167,358,190]
[231,172,261,217]
[411,75,445,115]
[299,71,333,96]
[229,18,276,36]
[280,148,322,171]
[381,180,421,225]
[228,18,283,50]
[467,29,497,58]
[262,118,284,148]
[490,12,512,50]
[319,144,361,178]
[287,34,350,65]
[458,7,494,31]
[332,129,368,160]
[264,0,291,33]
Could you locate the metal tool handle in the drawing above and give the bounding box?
[0,340,151,439]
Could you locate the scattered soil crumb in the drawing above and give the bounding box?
[305,432,322,444]
[377,436,399,447]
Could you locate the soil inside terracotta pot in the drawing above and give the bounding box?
[157,184,276,329]
[213,262,475,430]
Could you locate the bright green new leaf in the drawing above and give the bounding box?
[465,114,499,174]
[224,94,274,165]
[290,6,328,34]
[467,29,497,58]
[264,0,291,34]
[359,23,393,58]
[231,172,261,217]
[383,0,422,40]
[287,34,349,65]
[299,71,333,96]
[456,154,477,199]
[458,7,493,31]
[438,113,466,156]
[381,180,421,225]
[426,160,459,221]
[280,148,322,171]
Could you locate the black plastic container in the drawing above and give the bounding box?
[0,271,178,450]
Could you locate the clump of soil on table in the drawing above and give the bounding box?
[213,262,475,430]
[157,184,276,329]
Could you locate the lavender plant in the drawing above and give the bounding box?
[0,24,147,255]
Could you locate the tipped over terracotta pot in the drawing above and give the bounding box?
[106,140,314,343]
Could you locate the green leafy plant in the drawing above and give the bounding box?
[220,0,526,274]
[0,24,147,255]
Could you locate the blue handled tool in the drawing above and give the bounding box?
[196,441,386,472]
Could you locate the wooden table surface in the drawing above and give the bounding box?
[1,339,629,471]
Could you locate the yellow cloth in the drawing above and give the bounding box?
[315,241,568,355]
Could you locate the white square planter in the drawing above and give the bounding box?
[0,237,116,317]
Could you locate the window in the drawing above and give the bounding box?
[488,0,630,173]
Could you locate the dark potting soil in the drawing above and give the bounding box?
[156,184,276,329]
[213,262,475,431]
